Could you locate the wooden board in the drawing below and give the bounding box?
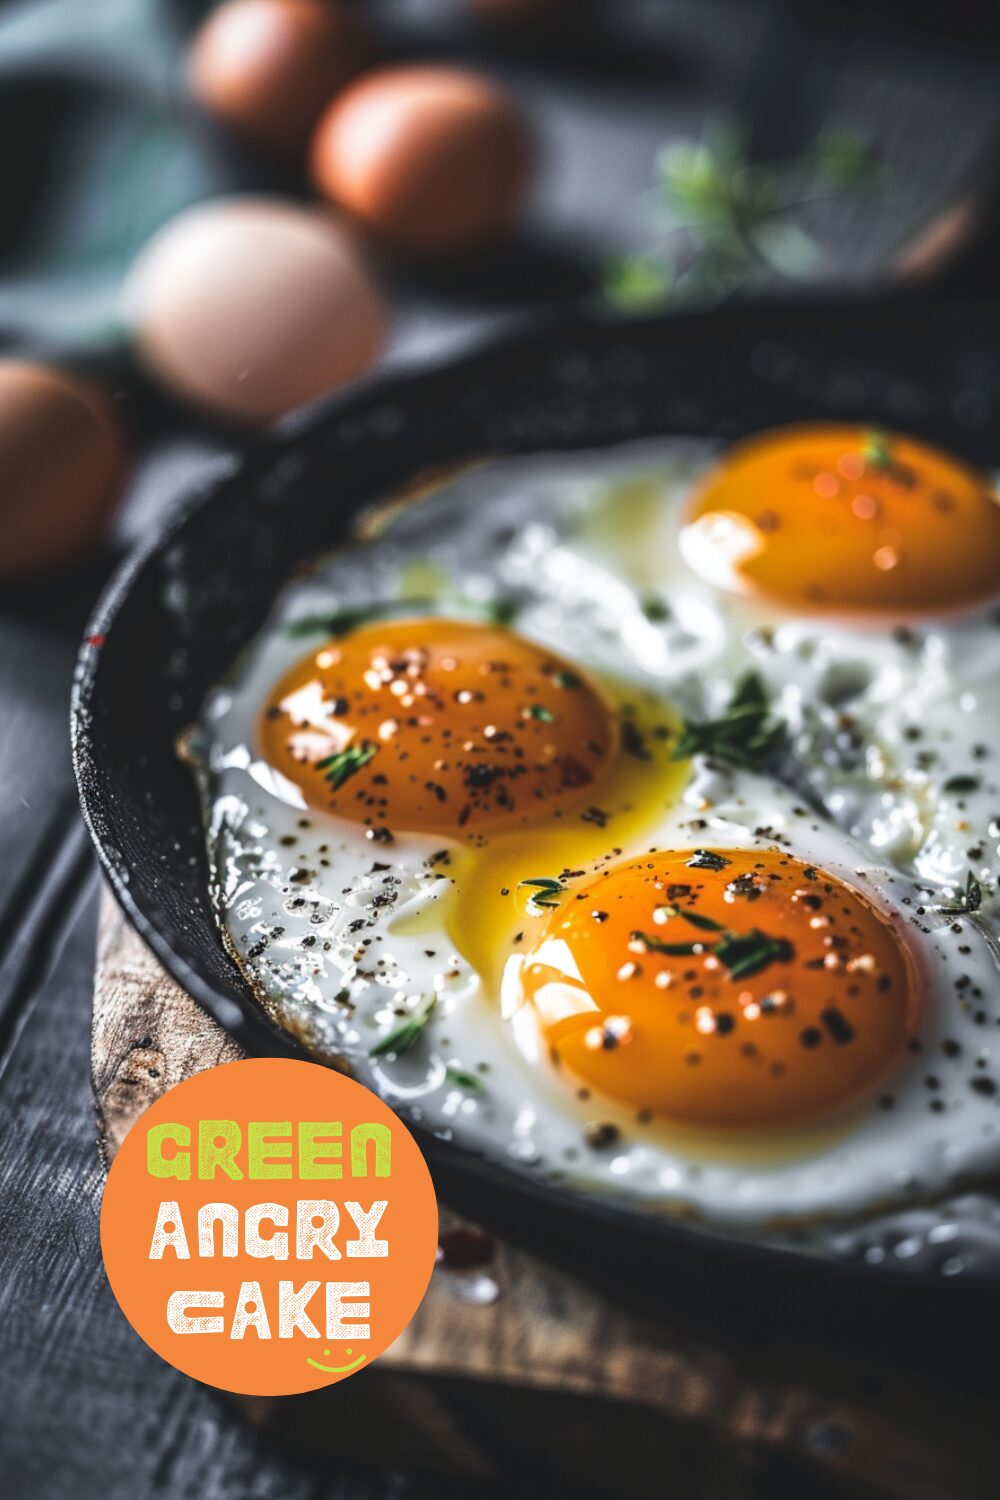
[91,888,1000,1499]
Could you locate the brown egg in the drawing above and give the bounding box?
[310,65,531,253]
[0,361,125,580]
[188,0,368,159]
[126,197,386,423]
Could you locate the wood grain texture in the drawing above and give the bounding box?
[93,889,998,1500]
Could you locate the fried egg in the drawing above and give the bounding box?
[187,435,1000,1236]
[534,428,1000,903]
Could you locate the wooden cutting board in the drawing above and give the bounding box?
[92,889,994,1500]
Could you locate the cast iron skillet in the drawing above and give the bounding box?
[72,295,1000,1346]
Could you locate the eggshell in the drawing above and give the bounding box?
[310,65,531,253]
[126,197,385,423]
[188,0,368,158]
[0,361,125,579]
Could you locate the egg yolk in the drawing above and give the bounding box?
[515,848,919,1131]
[258,618,617,836]
[681,424,1000,617]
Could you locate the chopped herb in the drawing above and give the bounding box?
[652,902,725,934]
[634,920,794,980]
[676,907,726,933]
[526,703,555,722]
[714,929,795,980]
[316,741,377,790]
[687,849,731,871]
[286,593,519,639]
[445,1065,484,1093]
[553,670,583,690]
[482,596,519,626]
[287,598,435,638]
[937,872,986,917]
[621,720,650,760]
[862,429,892,471]
[943,775,981,795]
[673,673,787,770]
[641,595,671,622]
[369,994,436,1058]
[519,876,564,913]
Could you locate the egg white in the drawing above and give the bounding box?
[189,439,1000,1234]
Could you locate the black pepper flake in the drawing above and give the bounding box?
[943,774,981,795]
[971,1077,998,1097]
[687,849,730,871]
[583,1121,620,1150]
[800,1026,823,1049]
[621,720,651,761]
[820,1007,855,1045]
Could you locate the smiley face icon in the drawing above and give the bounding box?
[305,1346,367,1375]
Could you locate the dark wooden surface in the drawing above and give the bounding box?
[4,5,1000,1497]
[90,893,1000,1500]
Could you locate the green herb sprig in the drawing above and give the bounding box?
[937,873,987,917]
[673,672,786,769]
[316,741,377,790]
[369,994,436,1059]
[606,118,884,312]
[634,900,794,980]
[518,877,564,914]
[287,593,520,639]
[445,1065,485,1093]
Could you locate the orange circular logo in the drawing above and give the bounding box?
[101,1058,438,1395]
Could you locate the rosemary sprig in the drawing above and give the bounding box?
[673,672,786,769]
[369,994,436,1059]
[316,741,377,790]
